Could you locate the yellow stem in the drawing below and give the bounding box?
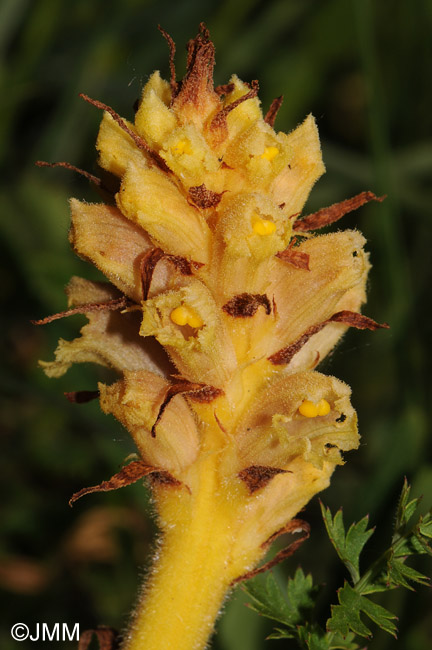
[121,454,259,650]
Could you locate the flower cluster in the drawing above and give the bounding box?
[39,24,387,650]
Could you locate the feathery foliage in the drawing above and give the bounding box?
[243,481,431,648]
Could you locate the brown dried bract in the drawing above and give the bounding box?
[64,390,100,404]
[35,160,101,186]
[148,471,183,488]
[32,297,129,325]
[293,191,385,232]
[151,381,224,437]
[140,248,203,300]
[173,23,218,112]
[140,248,165,300]
[168,256,204,273]
[269,310,389,365]
[69,461,168,506]
[264,95,283,128]
[79,94,169,172]
[78,626,120,650]
[277,240,310,270]
[209,80,259,134]
[187,384,224,403]
[222,293,271,318]
[238,465,289,494]
[188,184,224,209]
[231,518,310,585]
[330,310,389,330]
[158,25,178,96]
[214,83,235,96]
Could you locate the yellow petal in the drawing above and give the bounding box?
[99,370,199,473]
[235,370,358,471]
[97,112,145,178]
[267,230,370,367]
[140,69,171,105]
[223,119,291,190]
[269,114,325,216]
[222,75,262,144]
[40,278,169,378]
[135,72,177,147]
[116,164,211,264]
[140,281,237,387]
[159,124,220,188]
[216,372,359,554]
[217,192,291,263]
[69,199,153,302]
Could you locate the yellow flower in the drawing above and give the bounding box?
[38,24,388,650]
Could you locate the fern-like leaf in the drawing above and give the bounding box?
[320,502,374,583]
[327,582,398,639]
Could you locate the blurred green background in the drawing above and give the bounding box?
[1,0,431,648]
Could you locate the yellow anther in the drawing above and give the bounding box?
[298,400,318,418]
[260,146,279,161]
[170,305,190,326]
[186,311,204,329]
[170,304,203,329]
[252,214,277,236]
[299,398,331,418]
[170,139,192,156]
[317,398,331,416]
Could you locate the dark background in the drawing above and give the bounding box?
[1,0,431,648]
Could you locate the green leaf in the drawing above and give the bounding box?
[244,573,296,628]
[270,623,361,649]
[266,628,294,640]
[356,482,432,595]
[285,567,319,623]
[243,568,319,629]
[320,502,374,583]
[387,558,430,590]
[393,479,423,540]
[247,483,430,647]
[345,518,375,580]
[321,505,346,553]
[393,532,428,557]
[327,583,398,639]
[296,625,329,650]
[419,514,432,540]
[326,631,361,650]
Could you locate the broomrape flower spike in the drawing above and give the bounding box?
[36,23,389,650]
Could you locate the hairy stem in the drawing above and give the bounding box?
[121,454,261,650]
